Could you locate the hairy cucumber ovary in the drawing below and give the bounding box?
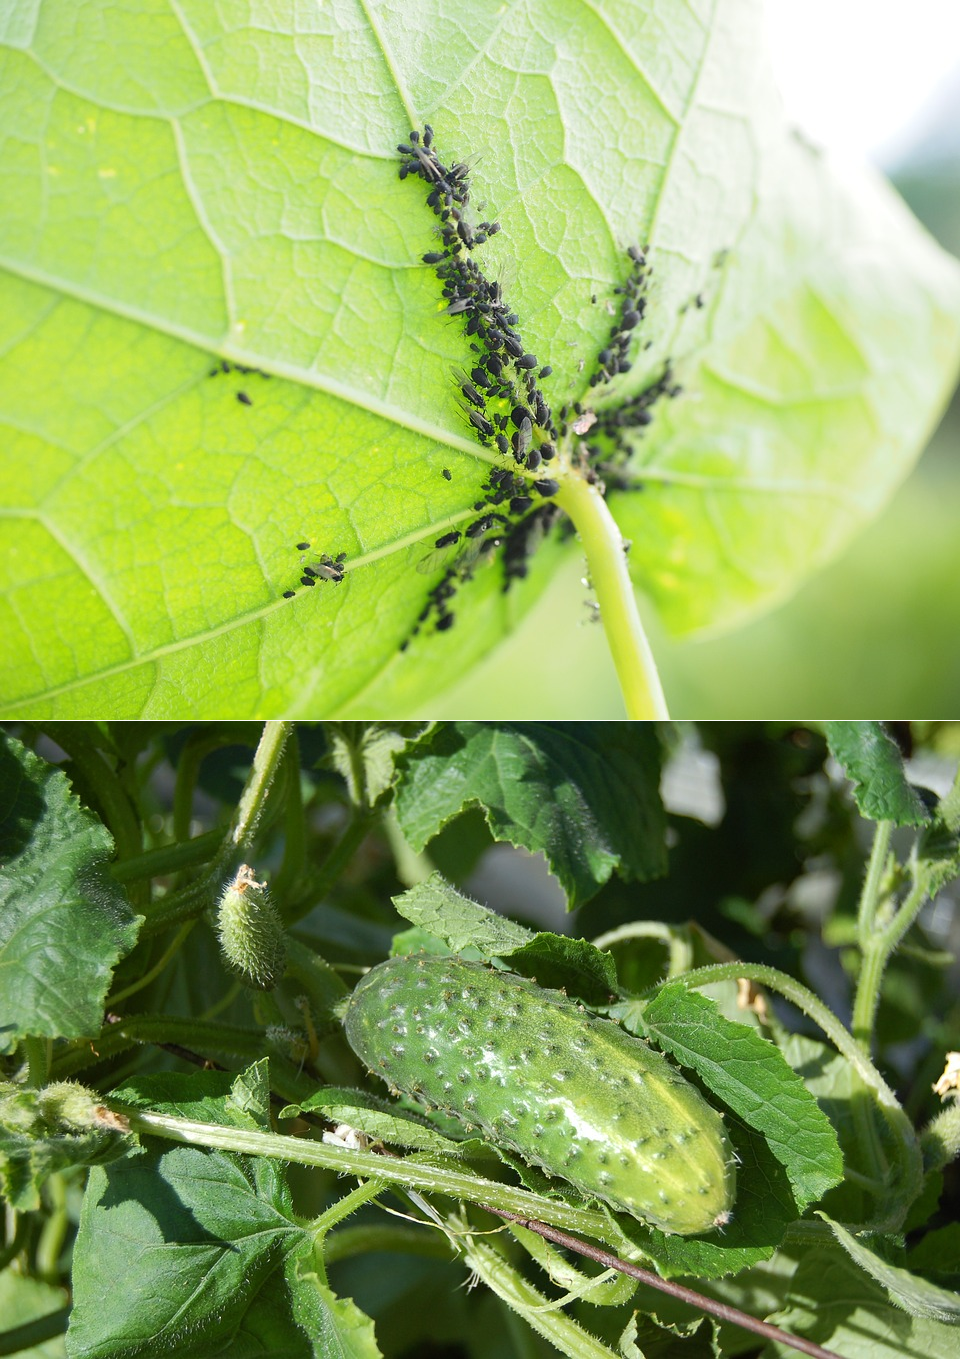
[343,955,736,1235]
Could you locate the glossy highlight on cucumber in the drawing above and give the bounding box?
[342,955,736,1235]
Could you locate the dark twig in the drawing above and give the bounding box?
[481,1207,841,1359]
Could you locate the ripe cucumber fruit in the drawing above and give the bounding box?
[343,954,735,1235]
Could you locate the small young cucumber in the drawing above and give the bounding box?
[343,955,735,1236]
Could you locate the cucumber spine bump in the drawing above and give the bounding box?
[342,954,736,1236]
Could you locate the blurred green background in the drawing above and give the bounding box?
[423,78,960,719]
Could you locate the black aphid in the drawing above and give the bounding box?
[436,612,455,631]
[435,530,461,548]
[466,516,494,538]
[533,478,559,497]
[467,410,493,438]
[513,417,532,461]
[296,541,311,551]
[282,590,296,599]
[442,468,452,480]
[237,391,252,406]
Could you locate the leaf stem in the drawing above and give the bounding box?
[22,1035,50,1087]
[226,720,293,858]
[856,819,893,942]
[311,1179,386,1239]
[273,731,305,903]
[109,829,223,883]
[553,475,668,719]
[0,1308,71,1358]
[141,721,293,937]
[106,922,195,1007]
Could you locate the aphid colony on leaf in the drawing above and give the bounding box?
[280,125,690,632]
[280,546,346,600]
[394,124,569,642]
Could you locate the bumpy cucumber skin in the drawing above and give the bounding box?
[343,955,735,1236]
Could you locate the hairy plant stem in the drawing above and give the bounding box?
[106,922,195,1008]
[281,806,378,925]
[272,731,305,903]
[920,1099,960,1173]
[855,819,893,943]
[459,1225,620,1359]
[141,721,293,937]
[112,1109,614,1240]
[849,818,897,1179]
[553,474,668,719]
[109,828,223,883]
[854,869,933,1045]
[226,720,293,858]
[673,962,922,1231]
[591,921,694,978]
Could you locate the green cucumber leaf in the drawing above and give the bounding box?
[67,1064,364,1359]
[285,1261,382,1359]
[394,722,666,906]
[638,984,843,1209]
[390,875,619,1001]
[391,875,535,955]
[3,3,958,716]
[825,722,930,826]
[497,932,620,1005]
[768,1243,960,1358]
[0,733,141,1052]
[819,1214,960,1326]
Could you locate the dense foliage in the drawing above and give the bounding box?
[1,720,959,1358]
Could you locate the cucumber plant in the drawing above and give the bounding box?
[1,720,959,1359]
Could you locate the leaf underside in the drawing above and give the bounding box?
[1,0,959,715]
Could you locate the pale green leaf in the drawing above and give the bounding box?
[1,2,958,715]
